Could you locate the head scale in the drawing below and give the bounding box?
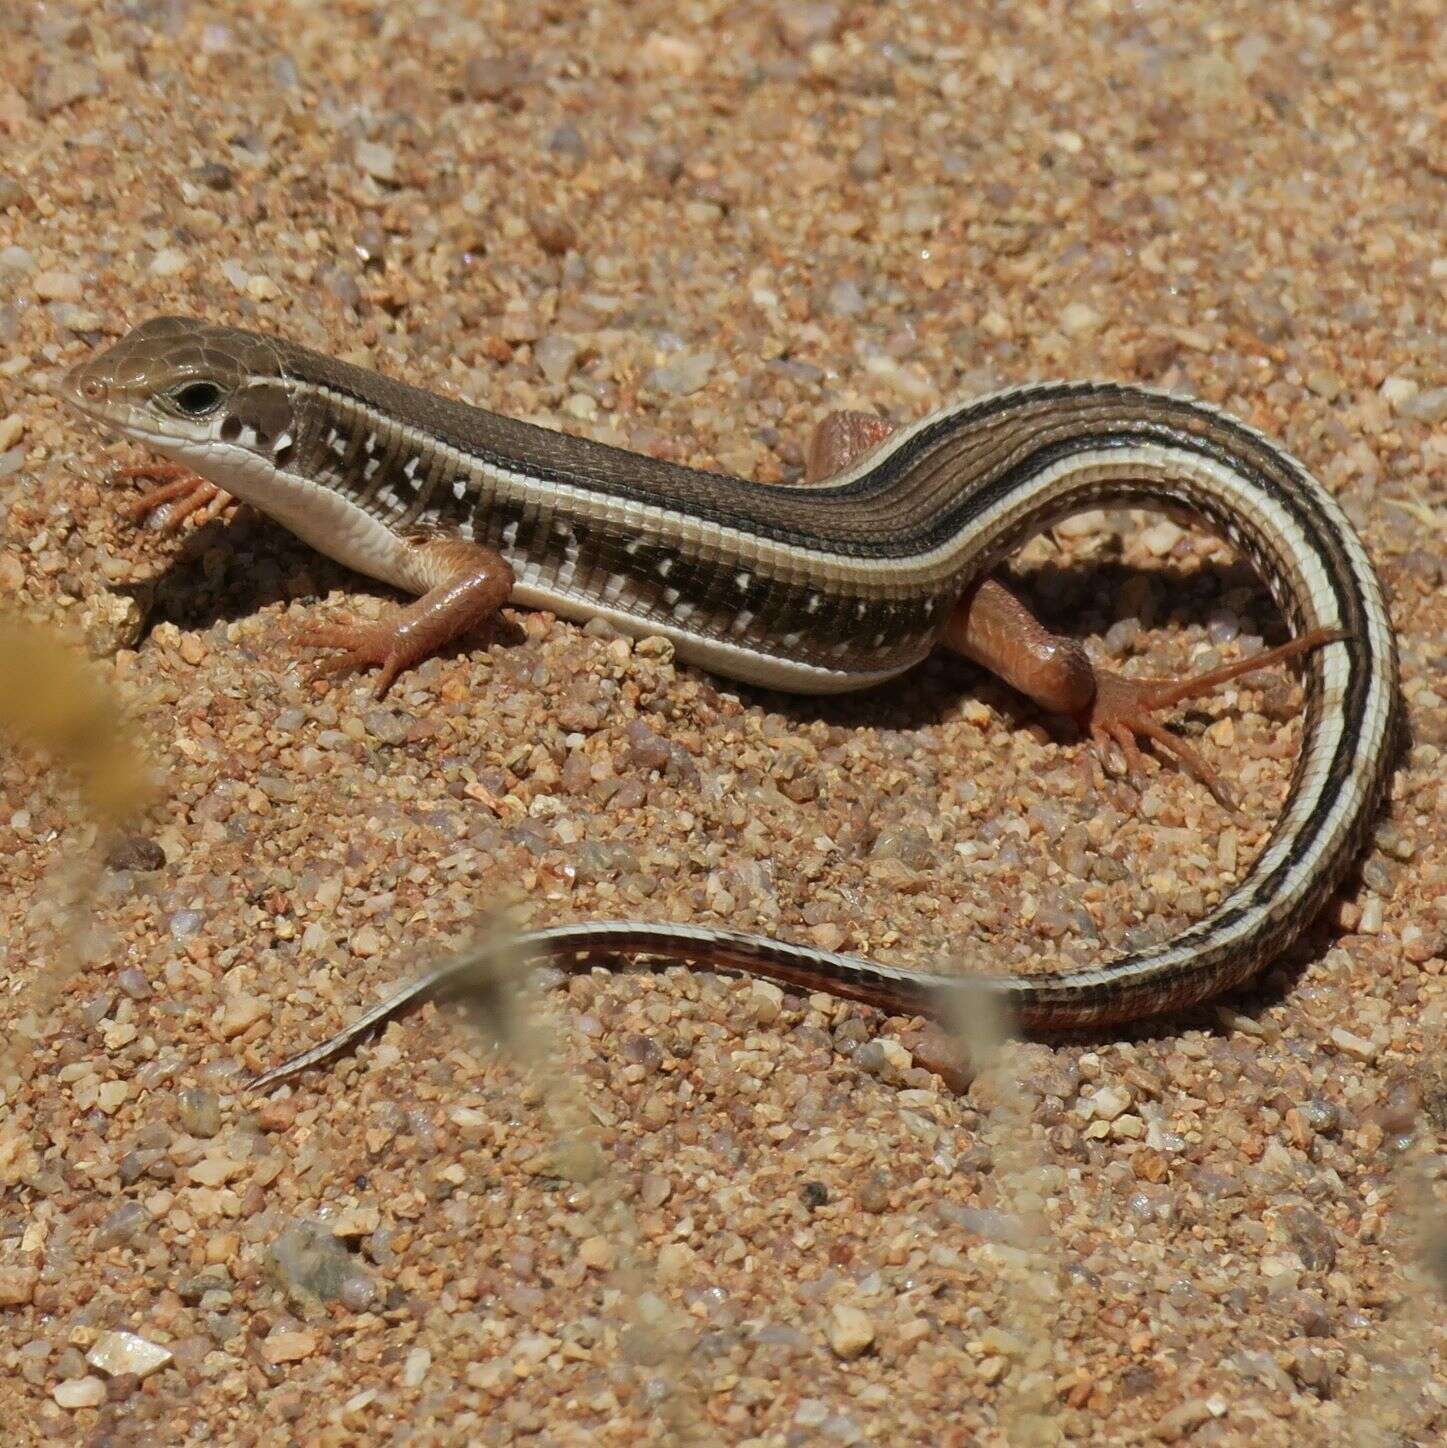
[62,316,299,468]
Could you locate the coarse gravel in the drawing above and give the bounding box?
[0,3,1443,1445]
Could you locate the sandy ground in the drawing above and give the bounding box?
[1,1,1444,1444]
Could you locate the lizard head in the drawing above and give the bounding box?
[62,316,299,469]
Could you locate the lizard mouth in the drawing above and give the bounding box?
[58,373,167,448]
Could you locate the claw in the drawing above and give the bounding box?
[114,461,193,487]
[1130,710,1239,813]
[116,462,237,532]
[1110,720,1147,778]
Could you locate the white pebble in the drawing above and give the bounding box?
[87,1330,173,1380]
[402,1347,432,1388]
[53,1376,106,1410]
[149,248,189,278]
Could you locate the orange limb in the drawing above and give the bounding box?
[294,538,515,698]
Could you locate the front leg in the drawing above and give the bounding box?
[296,537,514,698]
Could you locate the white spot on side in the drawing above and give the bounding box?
[624,539,642,556]
[363,456,381,481]
[451,479,467,499]
[782,631,802,647]
[662,586,680,606]
[656,557,674,578]
[805,593,821,614]
[402,456,420,479]
[734,571,751,591]
[329,433,348,457]
[501,521,519,546]
[272,431,293,455]
[673,601,695,622]
[855,601,867,618]
[732,609,754,634]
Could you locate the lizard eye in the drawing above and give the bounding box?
[170,380,224,416]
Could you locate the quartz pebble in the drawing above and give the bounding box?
[1082,1084,1131,1121]
[355,141,397,182]
[87,1330,173,1380]
[94,1201,149,1248]
[271,1220,372,1306]
[535,335,580,384]
[149,247,189,278]
[53,1376,107,1409]
[656,1242,694,1280]
[1396,386,1447,423]
[217,994,266,1038]
[178,1086,222,1137]
[1060,302,1100,336]
[1328,1027,1380,1063]
[401,1347,432,1388]
[647,353,715,396]
[33,269,82,301]
[827,1303,876,1360]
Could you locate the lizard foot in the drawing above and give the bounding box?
[293,619,423,700]
[1080,627,1346,811]
[117,463,237,532]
